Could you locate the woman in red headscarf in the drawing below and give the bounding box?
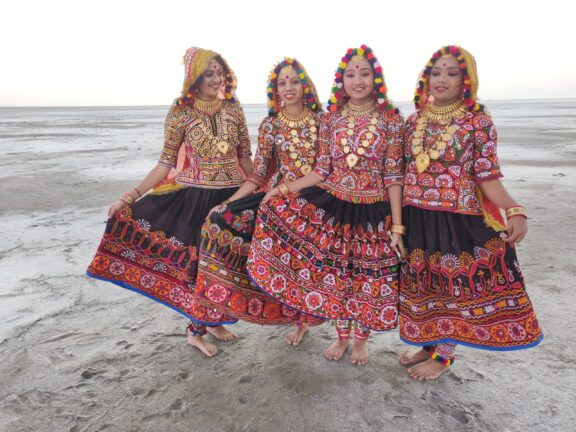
[398,45,543,379]
[247,45,405,366]
[86,47,253,357]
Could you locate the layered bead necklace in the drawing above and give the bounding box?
[277,107,318,176]
[341,101,378,168]
[412,100,467,174]
[193,97,230,156]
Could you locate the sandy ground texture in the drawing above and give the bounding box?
[1,101,575,432]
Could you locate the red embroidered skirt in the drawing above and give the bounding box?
[86,186,239,326]
[247,186,400,331]
[399,205,543,350]
[194,192,324,326]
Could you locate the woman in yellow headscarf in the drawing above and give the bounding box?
[86,47,253,357]
[398,45,543,379]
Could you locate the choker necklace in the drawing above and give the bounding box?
[194,97,223,115]
[424,100,467,123]
[345,100,377,117]
[278,107,311,128]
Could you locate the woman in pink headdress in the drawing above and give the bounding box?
[86,47,253,357]
[247,45,405,366]
[193,58,325,346]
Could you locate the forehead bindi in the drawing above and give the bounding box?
[434,56,458,69]
[207,60,223,72]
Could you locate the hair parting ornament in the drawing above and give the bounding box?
[327,44,398,114]
[414,45,484,113]
[267,57,321,116]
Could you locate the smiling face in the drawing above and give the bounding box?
[343,57,375,105]
[429,55,464,106]
[276,66,304,108]
[196,59,225,100]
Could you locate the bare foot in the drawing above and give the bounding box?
[206,325,238,342]
[408,358,450,380]
[324,338,349,361]
[285,323,309,346]
[351,338,369,366]
[399,347,432,365]
[186,334,218,357]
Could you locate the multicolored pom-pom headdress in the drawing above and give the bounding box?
[327,45,398,114]
[414,45,484,113]
[177,47,238,106]
[266,58,322,116]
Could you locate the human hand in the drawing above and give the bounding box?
[262,187,280,204]
[108,199,127,219]
[390,232,407,260]
[503,216,528,244]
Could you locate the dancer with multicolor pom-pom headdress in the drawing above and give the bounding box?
[192,58,326,347]
[86,47,253,357]
[247,45,405,365]
[398,45,543,379]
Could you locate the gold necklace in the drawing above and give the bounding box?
[278,107,311,127]
[424,100,467,123]
[341,101,378,168]
[346,100,377,116]
[193,99,230,156]
[193,97,223,115]
[412,101,467,174]
[278,108,318,175]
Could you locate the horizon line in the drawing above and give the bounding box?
[1,97,575,109]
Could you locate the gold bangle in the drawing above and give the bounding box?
[121,194,135,205]
[278,182,290,196]
[119,197,133,206]
[390,224,407,235]
[505,206,527,219]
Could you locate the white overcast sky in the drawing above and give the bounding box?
[1,0,574,106]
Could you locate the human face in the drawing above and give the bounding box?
[196,59,225,100]
[429,55,464,106]
[276,66,304,109]
[343,57,374,105]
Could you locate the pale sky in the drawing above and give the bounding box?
[1,0,574,106]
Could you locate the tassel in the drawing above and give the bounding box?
[477,187,506,232]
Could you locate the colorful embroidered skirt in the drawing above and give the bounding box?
[86,186,239,326]
[195,192,325,326]
[399,205,543,350]
[247,186,400,331]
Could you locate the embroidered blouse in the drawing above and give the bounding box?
[158,101,252,188]
[312,109,404,204]
[403,111,502,214]
[248,111,323,191]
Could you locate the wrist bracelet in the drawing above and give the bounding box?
[505,206,527,219]
[390,224,407,235]
[278,182,290,196]
[119,196,134,206]
[133,188,143,198]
